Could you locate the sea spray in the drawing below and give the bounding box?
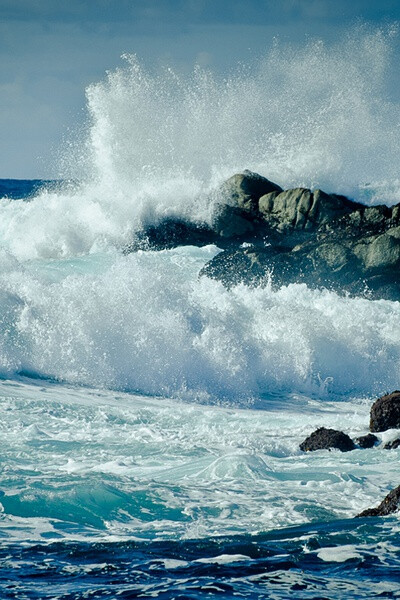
[85,24,400,202]
[1,28,400,261]
[0,246,399,400]
[0,27,399,399]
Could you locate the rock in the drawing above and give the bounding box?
[208,170,283,239]
[355,433,379,449]
[218,170,283,213]
[200,172,400,299]
[259,188,313,230]
[199,236,400,298]
[199,244,294,289]
[258,188,359,232]
[124,170,400,301]
[354,231,400,269]
[310,190,362,227]
[357,485,400,517]
[384,438,400,449]
[211,204,258,239]
[370,391,400,432]
[201,181,400,300]
[299,427,356,452]
[124,218,218,252]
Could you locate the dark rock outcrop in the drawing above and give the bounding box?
[370,391,400,432]
[357,485,400,517]
[355,433,379,449]
[299,427,356,452]
[124,219,217,253]
[125,170,400,300]
[200,173,400,299]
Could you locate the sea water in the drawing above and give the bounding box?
[1,27,400,599]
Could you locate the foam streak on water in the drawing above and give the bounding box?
[1,379,400,598]
[0,378,397,541]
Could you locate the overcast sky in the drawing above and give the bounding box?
[1,0,400,178]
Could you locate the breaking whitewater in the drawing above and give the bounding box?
[1,28,400,599]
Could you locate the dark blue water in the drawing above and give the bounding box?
[0,179,59,200]
[1,519,400,599]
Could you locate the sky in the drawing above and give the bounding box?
[1,0,400,178]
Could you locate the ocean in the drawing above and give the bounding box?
[1,28,400,599]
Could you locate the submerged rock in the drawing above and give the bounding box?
[370,391,400,432]
[357,485,400,517]
[355,433,379,449]
[299,427,356,452]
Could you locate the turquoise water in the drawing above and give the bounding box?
[1,375,400,598]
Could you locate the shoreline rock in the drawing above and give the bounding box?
[383,438,400,449]
[125,169,400,301]
[355,434,379,449]
[370,391,400,432]
[356,485,400,517]
[201,171,400,299]
[299,427,356,452]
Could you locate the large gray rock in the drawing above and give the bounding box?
[354,230,400,269]
[258,188,359,232]
[218,170,283,213]
[211,204,257,238]
[125,170,400,300]
[209,170,283,240]
[199,235,400,299]
[200,173,400,300]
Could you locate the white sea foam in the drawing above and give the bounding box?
[0,247,399,399]
[317,545,362,562]
[84,26,400,201]
[194,554,251,564]
[0,379,398,542]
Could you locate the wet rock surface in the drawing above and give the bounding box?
[370,391,400,432]
[217,170,283,213]
[355,433,379,449]
[124,219,217,252]
[357,485,400,517]
[299,427,356,452]
[125,170,400,300]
